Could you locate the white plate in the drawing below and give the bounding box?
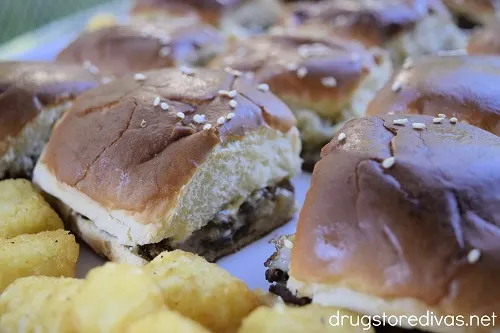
[0,0,313,290]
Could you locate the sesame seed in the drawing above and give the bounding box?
[298,45,309,58]
[467,249,481,264]
[160,102,169,110]
[391,81,403,92]
[387,112,395,115]
[438,113,446,118]
[153,97,161,106]
[227,90,237,98]
[134,73,146,81]
[159,46,171,57]
[140,120,147,128]
[382,157,396,169]
[321,76,337,87]
[101,76,112,84]
[412,122,426,129]
[338,132,346,141]
[217,116,226,125]
[257,83,269,92]
[287,63,298,71]
[297,67,308,78]
[83,60,100,74]
[181,66,195,76]
[402,57,413,69]
[218,90,228,96]
[203,124,212,131]
[193,114,206,123]
[244,72,255,79]
[433,117,444,124]
[450,117,458,124]
[350,52,361,62]
[159,36,171,45]
[226,112,235,120]
[229,100,238,108]
[393,118,408,125]
[283,239,294,249]
[225,67,242,77]
[176,112,185,119]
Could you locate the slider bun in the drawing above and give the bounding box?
[279,0,445,47]
[131,0,282,36]
[0,62,101,178]
[210,28,391,168]
[442,0,499,25]
[56,23,225,76]
[467,20,500,55]
[289,115,500,332]
[33,68,301,247]
[367,55,500,136]
[210,29,390,121]
[279,0,466,65]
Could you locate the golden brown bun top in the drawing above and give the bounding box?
[0,61,101,145]
[133,0,244,10]
[209,29,379,116]
[56,23,224,76]
[292,114,500,317]
[42,68,295,213]
[367,55,500,135]
[131,0,247,26]
[468,20,500,54]
[443,0,500,22]
[280,0,449,47]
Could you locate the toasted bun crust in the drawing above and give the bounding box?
[0,62,101,177]
[279,0,450,47]
[468,20,500,54]
[367,55,500,135]
[443,0,500,25]
[56,24,224,76]
[210,30,383,120]
[291,115,500,326]
[34,68,300,244]
[131,0,247,26]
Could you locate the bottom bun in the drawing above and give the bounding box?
[287,278,497,333]
[51,179,296,265]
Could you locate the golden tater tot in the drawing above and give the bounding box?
[0,230,79,292]
[253,288,284,307]
[0,276,82,333]
[71,263,164,333]
[0,179,63,239]
[145,250,260,333]
[127,309,212,333]
[238,304,374,333]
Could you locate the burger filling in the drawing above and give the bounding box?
[136,178,295,262]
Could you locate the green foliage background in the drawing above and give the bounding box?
[0,0,109,43]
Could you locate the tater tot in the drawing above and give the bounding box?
[0,276,82,333]
[238,304,374,333]
[127,309,212,333]
[0,179,63,239]
[0,230,79,292]
[145,250,260,333]
[71,263,164,333]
